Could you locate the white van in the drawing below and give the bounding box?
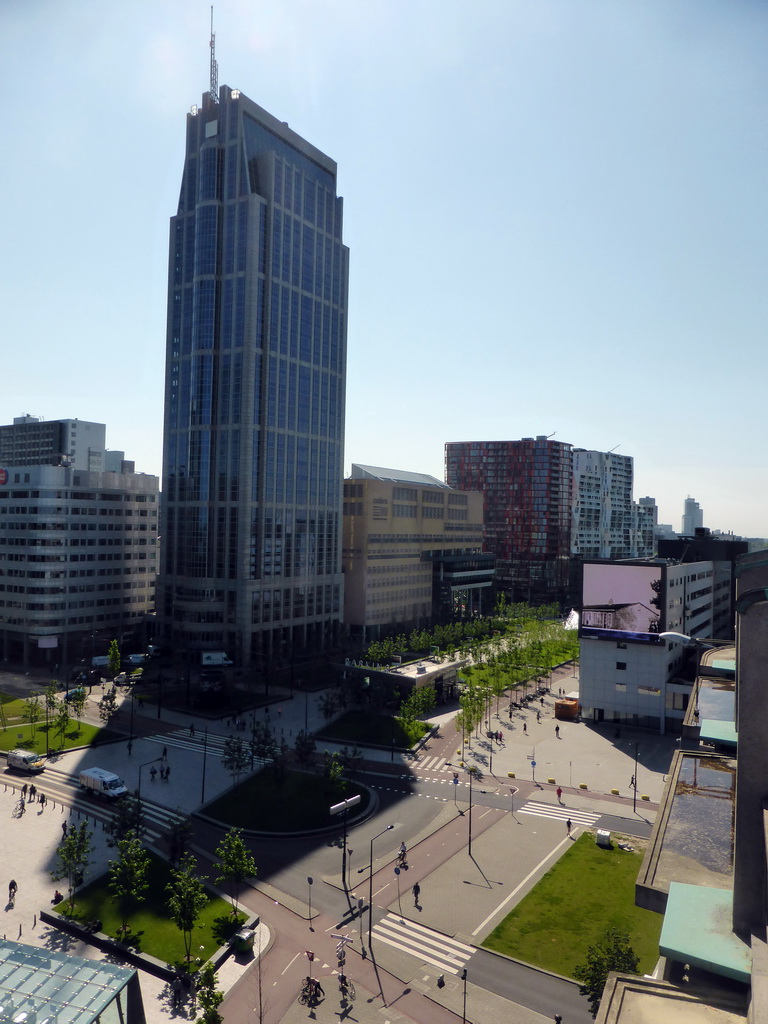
[7,750,46,774]
[79,767,127,799]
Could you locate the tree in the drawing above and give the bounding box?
[324,751,347,796]
[22,693,42,738]
[98,686,119,726]
[222,736,249,784]
[54,702,71,746]
[44,683,60,739]
[399,684,436,724]
[51,820,93,911]
[294,729,316,766]
[318,691,338,725]
[573,928,640,1018]
[250,722,277,765]
[105,794,146,848]
[108,639,121,678]
[168,815,192,866]
[214,828,257,916]
[67,688,88,732]
[166,852,208,962]
[109,831,150,938]
[195,962,224,1024]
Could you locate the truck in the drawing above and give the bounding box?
[91,656,111,668]
[78,767,127,799]
[6,750,46,774]
[200,651,233,667]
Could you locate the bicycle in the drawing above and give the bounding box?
[339,976,355,1001]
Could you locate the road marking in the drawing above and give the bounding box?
[472,834,572,936]
[517,801,600,826]
[372,913,474,975]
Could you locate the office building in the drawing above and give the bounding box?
[578,557,729,733]
[158,64,349,666]
[571,449,635,560]
[342,465,493,638]
[0,420,158,668]
[445,437,573,605]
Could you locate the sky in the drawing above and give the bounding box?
[2,1,766,537]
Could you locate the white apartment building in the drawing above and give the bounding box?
[572,450,652,559]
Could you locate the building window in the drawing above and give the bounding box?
[616,662,626,670]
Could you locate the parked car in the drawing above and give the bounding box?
[65,688,86,703]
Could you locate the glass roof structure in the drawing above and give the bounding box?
[0,939,134,1024]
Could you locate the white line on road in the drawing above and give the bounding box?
[281,951,301,975]
[471,834,572,937]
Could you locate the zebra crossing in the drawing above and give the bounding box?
[371,912,474,974]
[517,800,601,827]
[416,755,448,773]
[150,727,268,767]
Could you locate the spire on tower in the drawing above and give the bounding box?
[209,6,219,104]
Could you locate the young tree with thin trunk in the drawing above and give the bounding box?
[214,828,257,917]
[574,927,640,1018]
[195,962,224,1024]
[166,853,208,963]
[109,831,150,938]
[51,821,93,911]
[108,639,121,679]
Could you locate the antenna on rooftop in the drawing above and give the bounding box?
[209,6,219,104]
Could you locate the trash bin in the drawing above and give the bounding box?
[596,829,612,848]
[232,927,255,953]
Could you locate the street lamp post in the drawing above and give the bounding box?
[330,795,361,891]
[468,771,473,856]
[368,824,395,951]
[461,968,468,1024]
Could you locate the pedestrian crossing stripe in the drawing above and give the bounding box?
[518,801,600,826]
[417,756,447,772]
[372,913,473,974]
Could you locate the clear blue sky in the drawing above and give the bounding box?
[2,1,766,536]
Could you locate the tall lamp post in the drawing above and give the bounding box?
[368,824,395,951]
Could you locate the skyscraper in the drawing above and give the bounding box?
[445,436,573,604]
[158,64,349,667]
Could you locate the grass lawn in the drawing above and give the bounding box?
[55,850,242,967]
[0,719,115,753]
[483,833,662,979]
[205,767,371,831]
[318,710,429,747]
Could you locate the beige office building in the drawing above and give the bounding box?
[342,465,493,638]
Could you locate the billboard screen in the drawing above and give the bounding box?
[580,562,665,643]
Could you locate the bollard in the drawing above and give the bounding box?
[579,783,588,789]
[548,778,556,785]
[641,794,650,801]
[507,772,515,778]
[611,788,619,795]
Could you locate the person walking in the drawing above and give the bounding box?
[555,724,560,738]
[21,783,28,799]
[554,1015,563,1024]
[556,786,563,802]
[189,723,195,737]
[29,784,36,803]
[162,745,168,761]
[523,721,527,734]
[412,882,421,905]
[18,797,25,816]
[566,818,572,836]
[165,764,171,782]
[630,774,636,788]
[150,766,157,782]
[39,792,46,810]
[61,821,68,838]
[8,880,17,902]
[536,710,541,722]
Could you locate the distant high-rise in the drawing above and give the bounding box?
[158,71,349,666]
[445,436,573,604]
[682,497,704,536]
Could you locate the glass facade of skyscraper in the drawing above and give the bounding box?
[159,85,348,665]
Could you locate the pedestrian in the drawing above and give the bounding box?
[171,975,183,1008]
[29,784,36,803]
[189,723,195,737]
[127,739,133,756]
[21,783,28,798]
[162,745,168,760]
[523,722,527,734]
[8,880,17,902]
[150,766,157,782]
[537,710,541,722]
[165,764,171,781]
[508,707,513,719]
[556,786,562,802]
[554,1015,563,1024]
[566,818,572,836]
[61,821,68,838]
[630,775,636,788]
[555,724,560,738]
[18,797,25,816]
[39,792,46,810]
[412,882,421,905]
[540,697,544,707]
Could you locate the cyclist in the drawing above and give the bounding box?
[339,974,350,996]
